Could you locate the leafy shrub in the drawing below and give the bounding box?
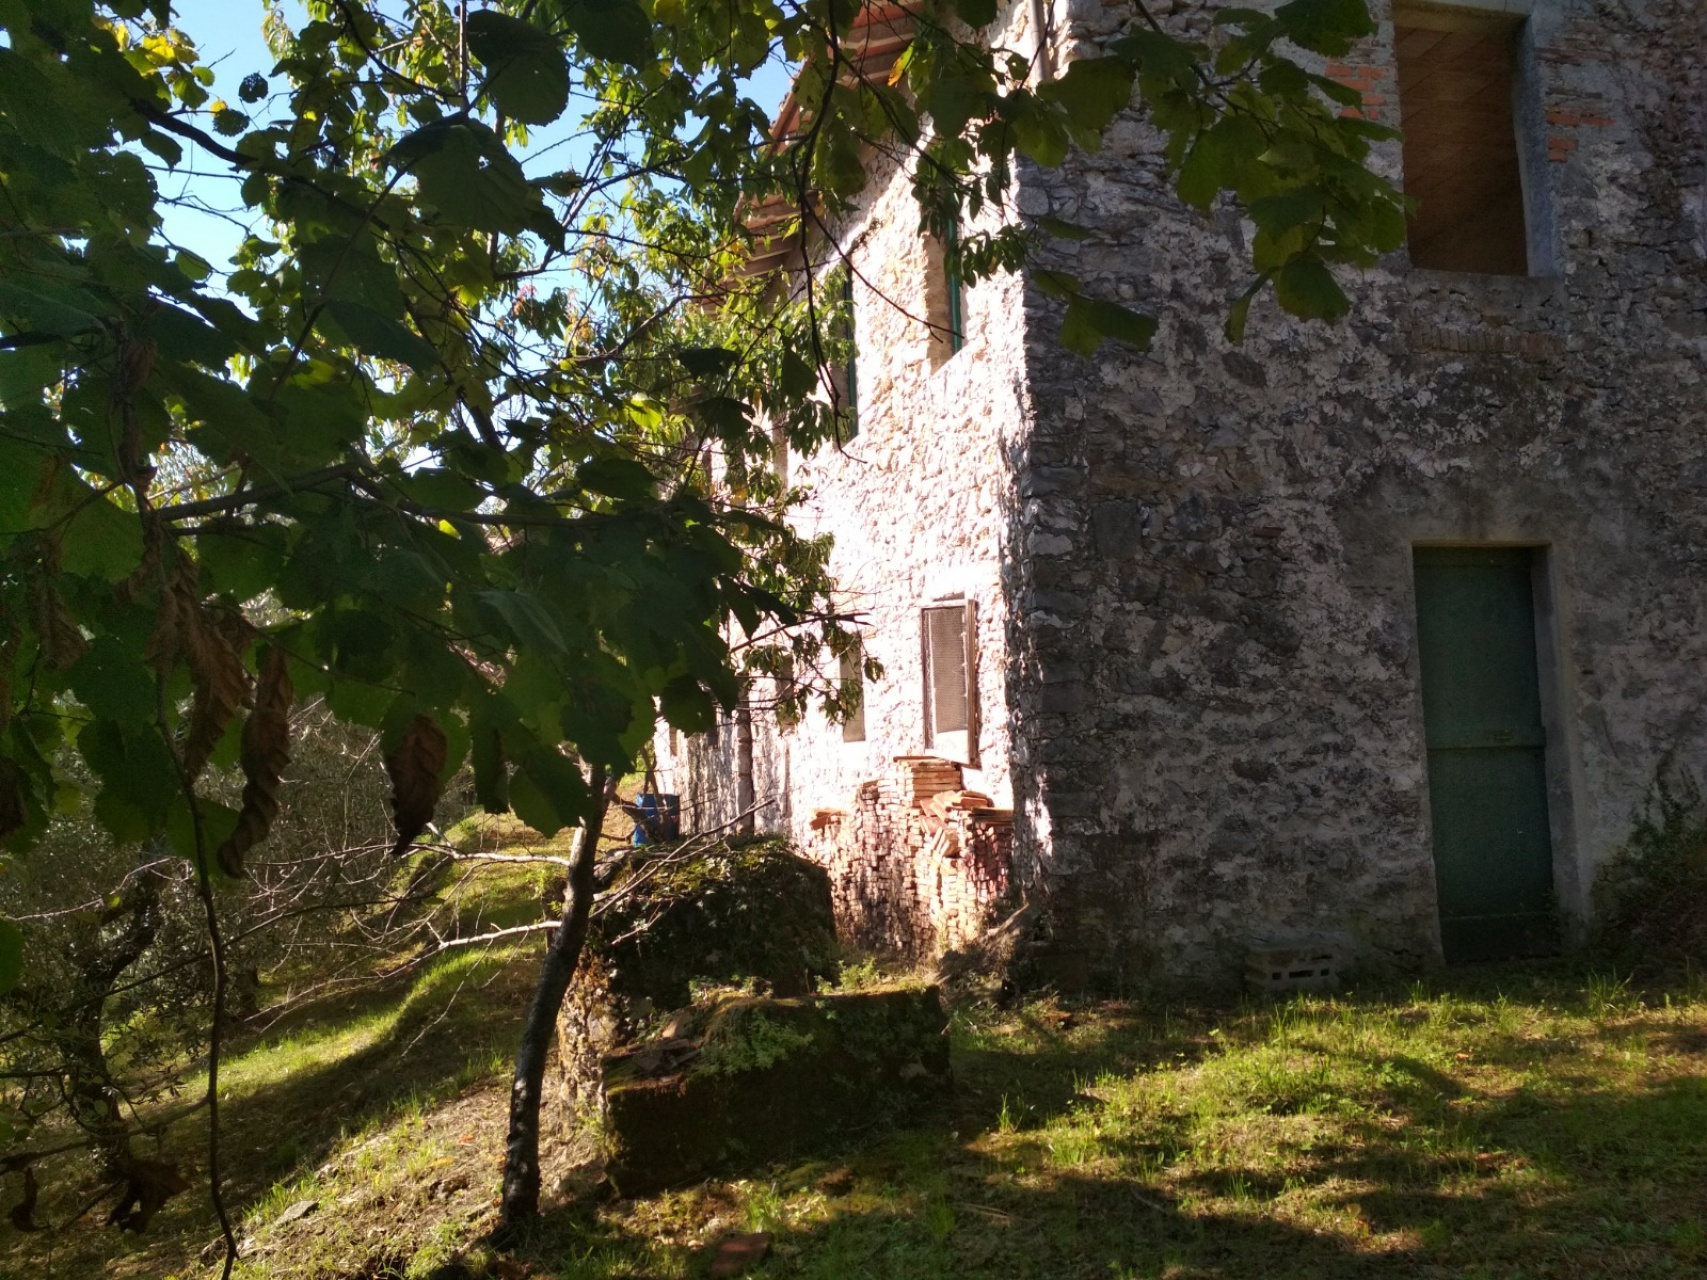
[1594,761,1707,973]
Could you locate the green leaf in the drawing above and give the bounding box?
[477,590,567,654]
[1033,215,1096,241]
[1274,0,1376,57]
[196,524,289,601]
[559,0,654,68]
[60,495,145,581]
[1308,72,1363,108]
[1224,273,1272,343]
[948,0,998,27]
[1274,255,1351,321]
[0,919,22,999]
[319,300,440,372]
[0,282,102,339]
[79,719,178,841]
[466,10,571,126]
[1040,57,1135,141]
[510,745,589,837]
[1059,296,1158,357]
[141,131,185,167]
[68,637,157,726]
[167,798,240,876]
[577,456,657,501]
[1031,268,1079,302]
[659,675,715,733]
[675,346,740,378]
[0,49,82,158]
[390,119,536,234]
[0,434,51,533]
[1248,187,1327,236]
[470,699,513,813]
[814,119,868,199]
[690,396,752,436]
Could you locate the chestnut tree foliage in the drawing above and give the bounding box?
[0,0,1402,1246]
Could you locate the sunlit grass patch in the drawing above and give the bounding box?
[499,969,1707,1280]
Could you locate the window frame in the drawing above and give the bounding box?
[921,598,979,765]
[839,647,866,743]
[1393,2,1538,277]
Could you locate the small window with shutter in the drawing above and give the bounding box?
[922,600,979,764]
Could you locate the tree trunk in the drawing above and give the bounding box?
[497,765,610,1232]
[62,852,166,1176]
[734,700,754,837]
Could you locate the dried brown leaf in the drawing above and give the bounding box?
[385,714,448,856]
[141,570,184,675]
[32,576,89,672]
[215,646,292,877]
[183,639,251,787]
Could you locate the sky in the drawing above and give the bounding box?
[157,1,795,270]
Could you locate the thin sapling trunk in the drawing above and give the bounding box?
[497,764,611,1232]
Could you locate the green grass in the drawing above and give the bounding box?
[503,966,1707,1280]
[10,955,1707,1280]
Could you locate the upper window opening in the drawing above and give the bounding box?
[1395,5,1530,275]
[922,217,965,368]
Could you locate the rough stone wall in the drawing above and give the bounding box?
[1008,0,1707,988]
[654,0,1041,887]
[657,0,1706,989]
[805,756,1015,955]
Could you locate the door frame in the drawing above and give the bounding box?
[1409,540,1588,955]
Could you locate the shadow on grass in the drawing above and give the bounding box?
[495,965,1707,1280]
[510,1075,1707,1280]
[213,946,535,1207]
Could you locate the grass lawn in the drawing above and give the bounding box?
[7,961,1707,1279]
[513,966,1707,1280]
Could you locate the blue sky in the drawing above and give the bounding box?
[158,1,793,269]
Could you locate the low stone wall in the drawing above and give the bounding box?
[804,755,1013,958]
[602,987,951,1195]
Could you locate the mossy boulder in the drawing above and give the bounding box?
[559,838,840,1103]
[601,986,951,1194]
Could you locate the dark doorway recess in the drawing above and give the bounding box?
[1414,547,1559,962]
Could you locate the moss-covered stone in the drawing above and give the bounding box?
[558,839,840,1104]
[601,986,951,1194]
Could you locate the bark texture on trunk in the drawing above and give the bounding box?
[63,856,166,1176]
[497,765,610,1231]
[734,702,754,837]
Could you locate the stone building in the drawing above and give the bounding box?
[655,0,1707,989]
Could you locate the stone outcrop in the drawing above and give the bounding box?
[556,840,839,1105]
[600,987,951,1195]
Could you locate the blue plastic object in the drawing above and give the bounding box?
[629,793,681,845]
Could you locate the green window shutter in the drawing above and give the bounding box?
[945,213,964,354]
[841,271,859,440]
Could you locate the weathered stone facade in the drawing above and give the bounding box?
[661,0,1707,989]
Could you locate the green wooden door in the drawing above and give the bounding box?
[1413,547,1558,962]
